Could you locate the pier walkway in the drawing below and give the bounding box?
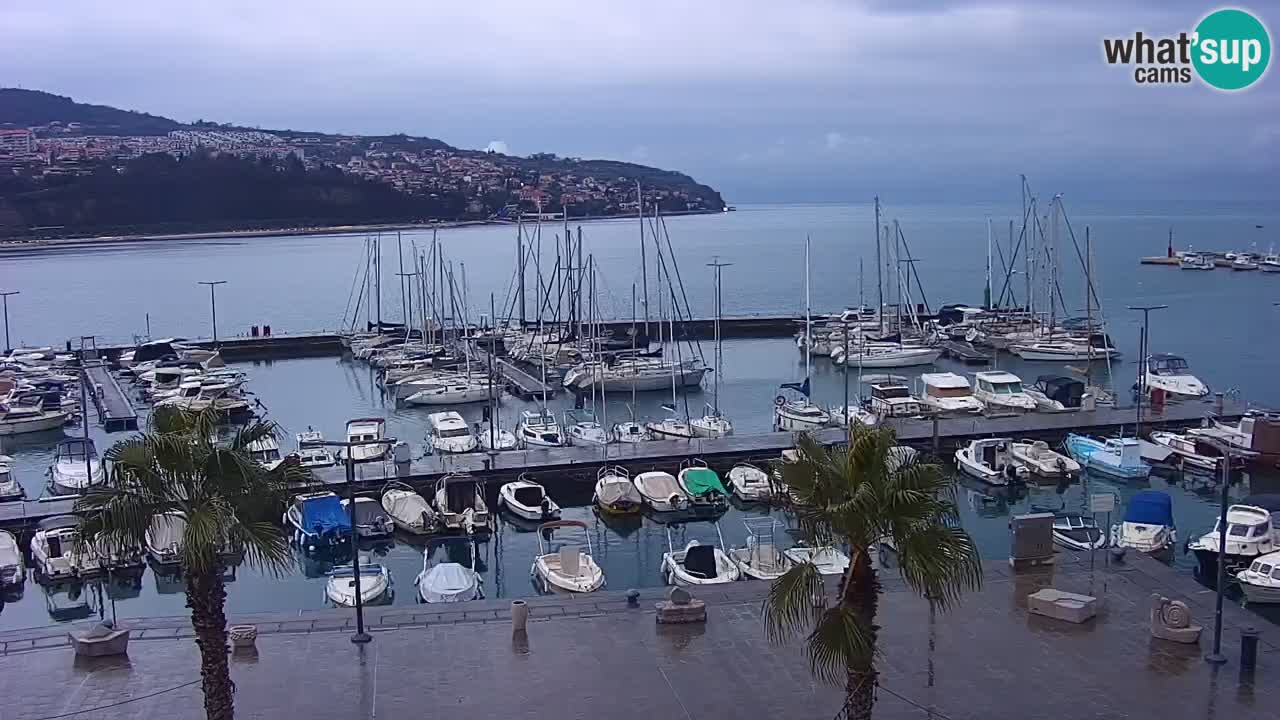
[1,553,1275,719]
[469,345,557,400]
[84,363,138,432]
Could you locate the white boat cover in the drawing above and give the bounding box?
[384,491,433,528]
[597,478,642,506]
[418,563,478,603]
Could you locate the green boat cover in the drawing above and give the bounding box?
[683,468,726,496]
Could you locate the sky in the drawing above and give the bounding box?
[2,0,1277,208]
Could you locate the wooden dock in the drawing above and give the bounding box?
[0,397,1242,536]
[938,340,992,365]
[469,345,556,400]
[84,363,139,432]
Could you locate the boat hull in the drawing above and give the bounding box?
[0,412,68,436]
[1241,582,1280,604]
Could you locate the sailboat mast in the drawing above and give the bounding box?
[375,234,382,328]
[489,293,498,442]
[804,235,812,383]
[516,217,526,327]
[638,182,649,333]
[1085,226,1094,386]
[706,257,730,415]
[396,231,407,323]
[364,237,372,329]
[986,217,993,308]
[874,196,883,333]
[630,283,638,412]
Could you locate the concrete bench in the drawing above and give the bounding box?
[1027,588,1097,624]
[69,622,131,657]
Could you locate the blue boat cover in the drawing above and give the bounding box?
[1123,490,1173,526]
[302,495,351,535]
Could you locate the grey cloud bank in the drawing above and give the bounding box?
[1,0,1275,208]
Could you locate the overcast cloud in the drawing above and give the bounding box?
[2,1,1275,207]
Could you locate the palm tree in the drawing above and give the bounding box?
[765,425,982,720]
[76,406,310,720]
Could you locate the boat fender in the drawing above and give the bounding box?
[774,395,786,407]
[1004,464,1018,480]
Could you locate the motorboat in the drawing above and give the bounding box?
[829,404,879,427]
[690,406,734,438]
[415,540,482,603]
[1180,252,1215,270]
[973,371,1037,413]
[434,474,490,534]
[531,520,606,594]
[342,496,395,539]
[566,416,611,446]
[1064,434,1150,480]
[326,558,392,607]
[283,491,352,553]
[632,470,689,512]
[1009,440,1080,479]
[0,456,24,501]
[773,397,831,432]
[294,430,337,468]
[345,418,389,462]
[0,397,69,436]
[1052,514,1107,551]
[867,383,923,418]
[594,466,642,514]
[477,425,519,451]
[1188,494,1280,577]
[426,411,478,454]
[1143,354,1209,398]
[647,410,698,440]
[954,438,1027,485]
[919,372,984,415]
[1231,253,1259,270]
[1110,490,1176,556]
[729,518,794,580]
[381,481,435,534]
[1237,552,1280,604]
[783,543,851,576]
[145,511,187,566]
[153,384,251,415]
[498,475,561,521]
[1026,375,1085,412]
[0,529,24,587]
[727,462,772,502]
[30,515,101,579]
[246,437,284,471]
[1149,430,1224,473]
[1262,254,1280,273]
[49,438,105,495]
[662,525,741,586]
[516,409,564,448]
[1188,414,1262,454]
[612,420,652,444]
[677,460,729,513]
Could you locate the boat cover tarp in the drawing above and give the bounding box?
[682,468,726,496]
[419,564,477,602]
[513,485,545,508]
[597,478,642,505]
[302,495,351,535]
[684,544,717,579]
[445,482,477,512]
[1037,375,1085,408]
[1123,491,1174,525]
[352,500,386,526]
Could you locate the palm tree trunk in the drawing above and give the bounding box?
[840,550,880,720]
[186,568,234,720]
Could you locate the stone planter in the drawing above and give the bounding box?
[229,624,258,650]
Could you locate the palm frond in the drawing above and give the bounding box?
[762,561,826,644]
[894,523,983,610]
[805,605,876,686]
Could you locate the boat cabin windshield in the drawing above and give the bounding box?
[437,427,471,439]
[251,448,282,463]
[928,386,971,398]
[1152,357,1189,374]
[983,380,1023,394]
[1226,521,1270,538]
[873,385,911,399]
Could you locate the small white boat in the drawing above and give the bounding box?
[954,438,1027,485]
[1149,430,1222,472]
[283,491,353,552]
[416,541,482,603]
[0,399,69,436]
[498,475,561,522]
[516,409,564,448]
[327,558,392,607]
[477,426,519,451]
[1180,252,1215,270]
[49,438,105,495]
[1065,434,1150,480]
[566,418,611,446]
[427,411,478,454]
[1009,440,1080,479]
[1232,254,1259,270]
[0,456,25,502]
[677,460,729,512]
[646,414,697,440]
[1110,490,1176,556]
[867,383,923,418]
[531,520,606,594]
[783,543,851,576]
[1188,495,1280,577]
[1010,339,1120,361]
[919,372,984,415]
[690,406,733,438]
[30,515,100,579]
[973,371,1037,413]
[1052,514,1107,551]
[727,463,772,502]
[773,398,831,432]
[342,496,395,539]
[0,529,25,587]
[633,470,688,512]
[346,418,388,462]
[594,466,643,515]
[1261,254,1280,273]
[145,511,187,566]
[1143,354,1209,398]
[294,430,337,468]
[662,525,741,586]
[381,481,435,534]
[612,420,652,444]
[434,474,490,534]
[405,379,491,406]
[246,437,284,471]
[829,404,879,427]
[1238,551,1280,604]
[728,518,793,580]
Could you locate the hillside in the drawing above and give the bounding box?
[0,89,182,135]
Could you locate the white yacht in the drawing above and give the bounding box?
[0,398,69,436]
[405,378,492,406]
[31,515,100,579]
[563,359,707,393]
[954,438,1026,485]
[516,409,564,448]
[1149,430,1224,472]
[1143,354,1209,398]
[1238,552,1280,604]
[1232,253,1259,270]
[294,430,337,468]
[50,438,105,495]
[0,456,24,501]
[1180,252,1215,270]
[834,344,942,368]
[246,437,284,471]
[565,413,610,446]
[1010,339,1121,361]
[973,371,1037,413]
[498,475,561,521]
[427,412,478,454]
[345,418,388,462]
[867,383,923,418]
[1009,440,1080,479]
[647,408,698,440]
[477,425,519,451]
[1189,495,1280,577]
[1110,490,1176,557]
[829,404,879,428]
[690,404,733,438]
[919,372,984,415]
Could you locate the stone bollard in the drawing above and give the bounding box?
[1241,627,1259,670]
[511,600,529,632]
[626,589,640,607]
[656,587,706,624]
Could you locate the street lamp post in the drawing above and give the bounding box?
[198,281,228,342]
[299,435,396,644]
[1200,437,1258,665]
[1127,305,1167,434]
[0,290,18,353]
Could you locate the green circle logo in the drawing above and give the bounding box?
[1193,8,1271,90]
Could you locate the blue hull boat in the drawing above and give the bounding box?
[1065,434,1151,480]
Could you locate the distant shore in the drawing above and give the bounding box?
[0,207,726,255]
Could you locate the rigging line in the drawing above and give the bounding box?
[340,240,367,330]
[657,213,707,364]
[895,223,931,314]
[1058,203,1104,314]
[31,678,202,719]
[995,200,1036,308]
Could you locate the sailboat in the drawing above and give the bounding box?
[691,258,733,438]
[478,294,519,452]
[613,285,653,444]
[774,237,830,431]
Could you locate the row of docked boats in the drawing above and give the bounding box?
[1,346,86,437]
[1179,249,1280,272]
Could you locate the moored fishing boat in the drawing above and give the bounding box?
[1065,434,1150,480]
[531,520,605,594]
[594,466,642,515]
[1110,490,1176,556]
[326,558,392,607]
